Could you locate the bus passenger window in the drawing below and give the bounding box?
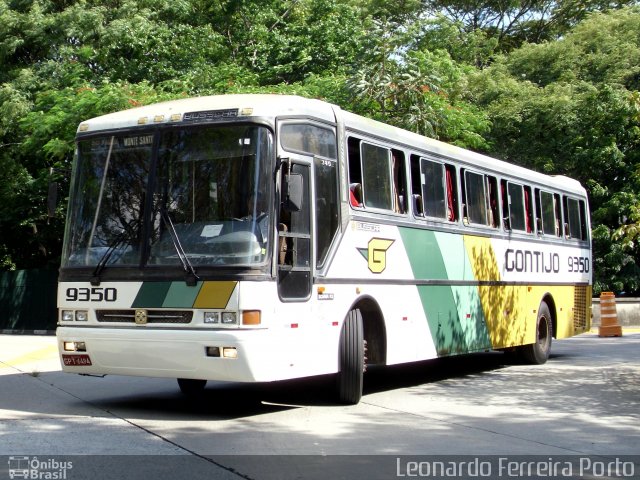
[445,165,458,222]
[524,186,533,233]
[505,181,526,231]
[392,150,407,214]
[462,170,497,227]
[538,190,559,236]
[554,194,562,236]
[410,155,423,217]
[410,155,457,221]
[487,175,499,228]
[463,170,488,225]
[348,137,362,208]
[563,196,587,240]
[420,157,446,219]
[361,142,393,210]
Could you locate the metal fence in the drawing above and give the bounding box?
[0,269,58,333]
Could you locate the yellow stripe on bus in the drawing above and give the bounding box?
[192,281,238,309]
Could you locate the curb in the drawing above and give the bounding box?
[1,330,56,335]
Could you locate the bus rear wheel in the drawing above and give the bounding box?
[177,378,207,395]
[521,302,552,365]
[336,308,365,404]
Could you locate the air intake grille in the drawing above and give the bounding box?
[573,286,588,330]
[96,310,193,324]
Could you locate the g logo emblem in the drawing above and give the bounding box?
[135,309,148,325]
[358,238,395,273]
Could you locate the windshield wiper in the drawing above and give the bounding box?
[160,209,200,286]
[91,222,139,286]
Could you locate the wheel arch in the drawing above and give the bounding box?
[541,293,558,339]
[348,295,387,365]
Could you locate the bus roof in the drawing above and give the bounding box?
[77,94,337,133]
[77,94,586,197]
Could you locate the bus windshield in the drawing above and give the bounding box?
[62,125,273,269]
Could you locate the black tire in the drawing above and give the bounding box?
[521,301,553,364]
[177,378,207,395]
[337,308,365,404]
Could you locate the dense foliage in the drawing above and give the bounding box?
[1,0,639,294]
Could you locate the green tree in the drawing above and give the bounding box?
[0,0,374,270]
[421,0,638,52]
[470,7,640,294]
[348,19,491,149]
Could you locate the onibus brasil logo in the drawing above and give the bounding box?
[357,238,395,273]
[8,456,73,479]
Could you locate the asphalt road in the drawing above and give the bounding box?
[1,331,639,479]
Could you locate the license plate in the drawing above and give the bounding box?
[62,354,92,366]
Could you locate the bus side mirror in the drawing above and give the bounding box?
[283,173,303,212]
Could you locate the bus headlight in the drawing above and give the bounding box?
[75,310,89,322]
[63,341,86,352]
[221,312,237,325]
[222,347,238,359]
[61,310,74,322]
[204,312,220,324]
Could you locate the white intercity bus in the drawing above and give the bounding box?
[57,94,591,403]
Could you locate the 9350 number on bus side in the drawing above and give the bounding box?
[567,256,590,273]
[66,287,117,302]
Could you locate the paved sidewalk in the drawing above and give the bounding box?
[0,335,60,376]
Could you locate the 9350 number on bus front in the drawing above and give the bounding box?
[66,287,117,302]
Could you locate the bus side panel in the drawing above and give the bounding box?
[465,236,592,347]
[399,228,492,356]
[463,235,534,349]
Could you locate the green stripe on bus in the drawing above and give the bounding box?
[398,228,448,279]
[162,281,203,308]
[437,233,492,351]
[131,282,172,308]
[400,228,492,355]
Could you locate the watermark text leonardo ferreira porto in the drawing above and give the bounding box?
[395,457,636,478]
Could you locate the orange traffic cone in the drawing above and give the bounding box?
[598,292,622,337]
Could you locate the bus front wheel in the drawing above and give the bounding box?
[336,308,364,404]
[177,378,207,395]
[521,302,552,365]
